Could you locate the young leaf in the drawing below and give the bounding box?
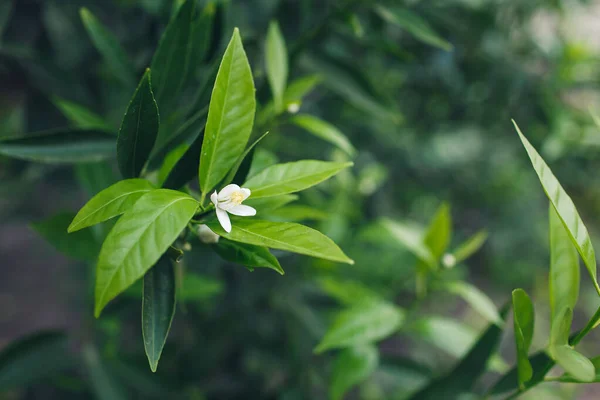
[512,289,535,387]
[290,114,356,156]
[550,306,572,347]
[117,69,160,178]
[0,129,115,163]
[265,21,288,113]
[558,356,600,383]
[80,8,136,86]
[514,120,600,295]
[551,346,595,383]
[374,5,452,51]
[451,230,488,264]
[53,97,111,130]
[549,205,580,324]
[0,331,71,392]
[95,189,198,317]
[32,212,100,262]
[446,282,503,326]
[206,219,353,264]
[150,0,194,110]
[422,202,452,264]
[199,28,256,197]
[243,160,353,198]
[214,239,284,275]
[68,179,155,232]
[315,301,404,353]
[376,219,436,268]
[329,345,379,400]
[142,255,176,373]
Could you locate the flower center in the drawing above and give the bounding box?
[230,191,245,205]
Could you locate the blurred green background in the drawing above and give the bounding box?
[2,0,600,398]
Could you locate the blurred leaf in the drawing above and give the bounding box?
[178,273,223,302]
[549,205,579,325]
[199,28,256,197]
[315,301,404,353]
[422,202,452,263]
[374,5,452,51]
[142,256,176,372]
[243,160,353,198]
[451,230,488,264]
[207,219,353,264]
[269,205,329,222]
[0,129,115,163]
[150,0,194,111]
[214,238,284,274]
[244,194,298,214]
[224,130,270,185]
[117,69,159,178]
[445,281,503,326]
[75,162,117,197]
[551,345,595,383]
[0,1,12,43]
[162,129,204,190]
[558,356,600,383]
[514,121,600,296]
[317,277,382,306]
[329,344,379,400]
[489,352,553,395]
[512,289,534,387]
[82,345,127,400]
[80,8,136,86]
[291,114,356,156]
[409,306,508,399]
[376,219,436,267]
[257,75,322,125]
[53,97,111,131]
[0,331,71,392]
[265,21,288,113]
[95,190,198,317]
[69,179,155,232]
[32,212,100,262]
[409,316,476,359]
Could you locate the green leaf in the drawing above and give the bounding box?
[514,120,600,295]
[317,277,381,306]
[374,6,452,51]
[32,212,100,262]
[207,219,353,265]
[199,28,256,197]
[95,189,198,317]
[223,130,271,185]
[150,0,194,110]
[0,331,71,392]
[376,219,436,267]
[243,160,353,198]
[117,69,160,178]
[0,129,115,163]
[244,194,298,214]
[329,345,379,400]
[157,143,190,186]
[315,301,404,353]
[265,21,288,113]
[550,306,572,347]
[512,289,535,387]
[53,97,111,130]
[214,238,284,274]
[409,306,508,400]
[445,281,503,326]
[551,345,595,383]
[268,205,329,222]
[549,205,580,324]
[451,230,488,264]
[291,114,356,156]
[69,179,155,232]
[142,255,176,373]
[422,202,452,262]
[558,356,600,383]
[489,351,554,395]
[80,8,136,86]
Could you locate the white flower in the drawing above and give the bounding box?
[197,225,219,244]
[442,253,456,269]
[210,184,256,233]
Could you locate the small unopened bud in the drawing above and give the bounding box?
[287,102,300,114]
[182,242,192,251]
[442,253,456,269]
[197,224,219,244]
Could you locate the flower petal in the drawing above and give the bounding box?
[216,207,232,233]
[240,188,251,200]
[228,204,256,217]
[210,191,219,207]
[218,184,241,200]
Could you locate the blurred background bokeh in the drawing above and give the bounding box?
[2,0,600,399]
